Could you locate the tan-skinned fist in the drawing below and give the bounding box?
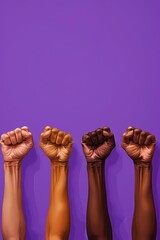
[1,126,34,163]
[121,127,156,163]
[82,127,116,162]
[39,126,73,162]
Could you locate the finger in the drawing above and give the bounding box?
[103,130,114,140]
[51,128,59,143]
[122,129,134,145]
[22,130,33,141]
[127,126,135,131]
[8,131,17,145]
[90,131,98,145]
[103,131,115,145]
[1,134,11,145]
[133,128,141,144]
[96,128,104,144]
[139,131,148,145]
[82,134,93,146]
[15,128,23,143]
[40,130,52,144]
[82,134,88,143]
[62,134,73,146]
[145,134,156,146]
[21,126,29,132]
[44,126,52,132]
[56,131,65,145]
[103,126,111,132]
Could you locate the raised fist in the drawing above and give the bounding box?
[121,127,156,163]
[1,126,34,163]
[82,127,115,162]
[39,126,73,162]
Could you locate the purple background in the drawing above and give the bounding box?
[0,1,160,239]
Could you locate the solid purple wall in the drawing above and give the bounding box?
[0,1,160,239]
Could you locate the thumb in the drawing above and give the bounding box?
[81,142,89,152]
[0,139,4,147]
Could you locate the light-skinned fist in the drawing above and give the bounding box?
[82,126,115,162]
[39,126,73,162]
[121,127,156,163]
[1,126,34,164]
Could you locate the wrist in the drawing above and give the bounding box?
[50,159,69,167]
[4,159,22,168]
[87,160,105,168]
[133,159,152,167]
[86,156,106,162]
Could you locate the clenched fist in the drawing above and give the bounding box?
[82,127,115,162]
[39,126,73,162]
[121,127,156,164]
[1,126,34,164]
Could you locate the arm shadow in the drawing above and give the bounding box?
[68,145,88,240]
[21,146,43,240]
[106,148,132,240]
[152,142,160,240]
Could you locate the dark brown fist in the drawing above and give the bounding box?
[121,127,156,163]
[82,127,115,162]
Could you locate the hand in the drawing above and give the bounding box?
[1,126,34,164]
[82,127,115,162]
[121,127,156,163]
[39,126,73,162]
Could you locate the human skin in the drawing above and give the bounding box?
[39,126,73,240]
[122,127,157,240]
[82,127,115,240]
[0,126,33,240]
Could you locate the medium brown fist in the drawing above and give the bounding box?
[39,126,73,162]
[82,127,115,162]
[1,126,34,163]
[121,127,156,163]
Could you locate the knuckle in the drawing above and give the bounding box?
[91,131,96,136]
[141,131,146,136]
[44,126,51,130]
[103,126,110,130]
[135,128,141,133]
[15,128,21,132]
[1,134,6,139]
[22,126,29,129]
[59,131,64,135]
[52,128,58,133]
[9,131,14,135]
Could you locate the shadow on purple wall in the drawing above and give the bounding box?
[22,148,43,240]
[68,146,87,240]
[152,143,160,240]
[106,148,130,240]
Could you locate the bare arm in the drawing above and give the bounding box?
[39,126,72,240]
[82,127,115,240]
[1,127,33,240]
[132,163,156,240]
[87,161,112,240]
[2,163,25,240]
[46,162,70,240]
[122,127,157,240]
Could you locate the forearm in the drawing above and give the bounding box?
[2,162,26,240]
[132,162,156,240]
[46,162,70,240]
[87,161,112,240]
